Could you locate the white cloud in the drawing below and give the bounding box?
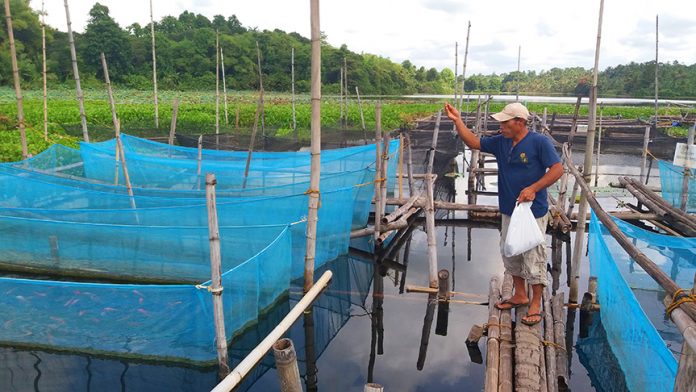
[34,0,696,75]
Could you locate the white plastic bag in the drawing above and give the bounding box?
[503,201,545,257]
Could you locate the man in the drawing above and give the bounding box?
[444,101,563,326]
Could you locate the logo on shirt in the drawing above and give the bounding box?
[519,152,528,164]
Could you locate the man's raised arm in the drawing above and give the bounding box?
[444,102,481,150]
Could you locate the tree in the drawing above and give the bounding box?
[82,3,131,81]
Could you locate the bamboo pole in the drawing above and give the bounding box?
[101,53,118,130]
[498,273,513,392]
[220,47,229,126]
[453,41,458,105]
[564,144,696,320]
[468,96,482,206]
[425,112,441,288]
[593,106,603,187]
[664,276,696,392]
[543,289,558,392]
[566,96,583,145]
[205,173,230,378]
[640,125,651,183]
[256,41,266,140]
[344,57,349,126]
[483,276,501,392]
[570,0,604,303]
[168,98,179,146]
[380,133,390,230]
[211,271,333,392]
[680,125,695,211]
[115,121,136,210]
[291,47,297,143]
[100,52,128,195]
[215,31,220,135]
[364,384,384,392]
[149,0,158,128]
[196,135,203,190]
[242,83,265,188]
[654,15,659,130]
[4,0,28,158]
[41,0,48,141]
[272,338,302,392]
[398,134,404,199]
[303,0,321,294]
[459,21,471,110]
[303,308,318,391]
[416,293,437,370]
[382,193,421,225]
[373,102,384,244]
[553,293,569,388]
[356,86,367,142]
[516,45,521,102]
[63,0,89,142]
[406,133,415,197]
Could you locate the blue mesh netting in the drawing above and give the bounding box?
[588,211,693,391]
[658,160,695,213]
[0,225,292,363]
[0,136,393,364]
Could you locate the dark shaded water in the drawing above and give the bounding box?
[0,148,679,392]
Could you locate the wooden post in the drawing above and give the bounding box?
[498,273,513,392]
[220,47,229,126]
[63,0,89,142]
[291,47,297,143]
[425,112,441,288]
[5,0,28,158]
[483,276,501,392]
[380,133,390,229]
[215,31,220,135]
[205,173,230,378]
[566,96,583,145]
[168,98,179,146]
[303,0,321,294]
[272,338,302,392]
[680,125,694,211]
[459,21,471,110]
[101,53,118,130]
[667,275,696,392]
[303,309,318,391]
[355,86,367,142]
[373,102,384,244]
[149,0,159,128]
[640,125,651,183]
[41,0,48,141]
[398,134,404,199]
[570,0,604,304]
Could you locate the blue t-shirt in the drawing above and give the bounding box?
[480,132,561,218]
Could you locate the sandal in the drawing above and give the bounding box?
[494,298,530,310]
[521,312,543,326]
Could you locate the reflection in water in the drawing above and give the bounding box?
[576,316,629,392]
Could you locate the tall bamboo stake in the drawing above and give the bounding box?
[304,0,321,294]
[640,125,651,183]
[291,47,297,142]
[4,0,28,158]
[101,52,121,185]
[594,107,603,187]
[150,0,159,128]
[570,0,603,303]
[115,121,136,210]
[459,21,471,110]
[654,15,659,128]
[221,47,229,126]
[168,98,179,146]
[483,276,501,392]
[355,86,367,142]
[63,0,88,142]
[425,112,441,288]
[453,41,458,104]
[516,45,521,102]
[205,173,231,378]
[215,30,220,135]
[255,41,266,139]
[339,68,344,127]
[41,0,48,141]
[196,135,203,190]
[681,125,695,211]
[344,57,348,123]
[373,103,384,244]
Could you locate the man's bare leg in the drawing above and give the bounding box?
[522,284,544,325]
[495,275,529,310]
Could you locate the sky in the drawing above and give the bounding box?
[33,0,696,76]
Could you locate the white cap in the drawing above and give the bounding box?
[491,102,530,122]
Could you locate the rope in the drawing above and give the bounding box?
[195,284,224,294]
[666,288,696,317]
[304,188,321,195]
[542,340,567,352]
[483,322,513,330]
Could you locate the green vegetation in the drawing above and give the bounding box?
[2,0,696,98]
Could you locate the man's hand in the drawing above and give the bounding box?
[444,102,461,123]
[517,186,537,202]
